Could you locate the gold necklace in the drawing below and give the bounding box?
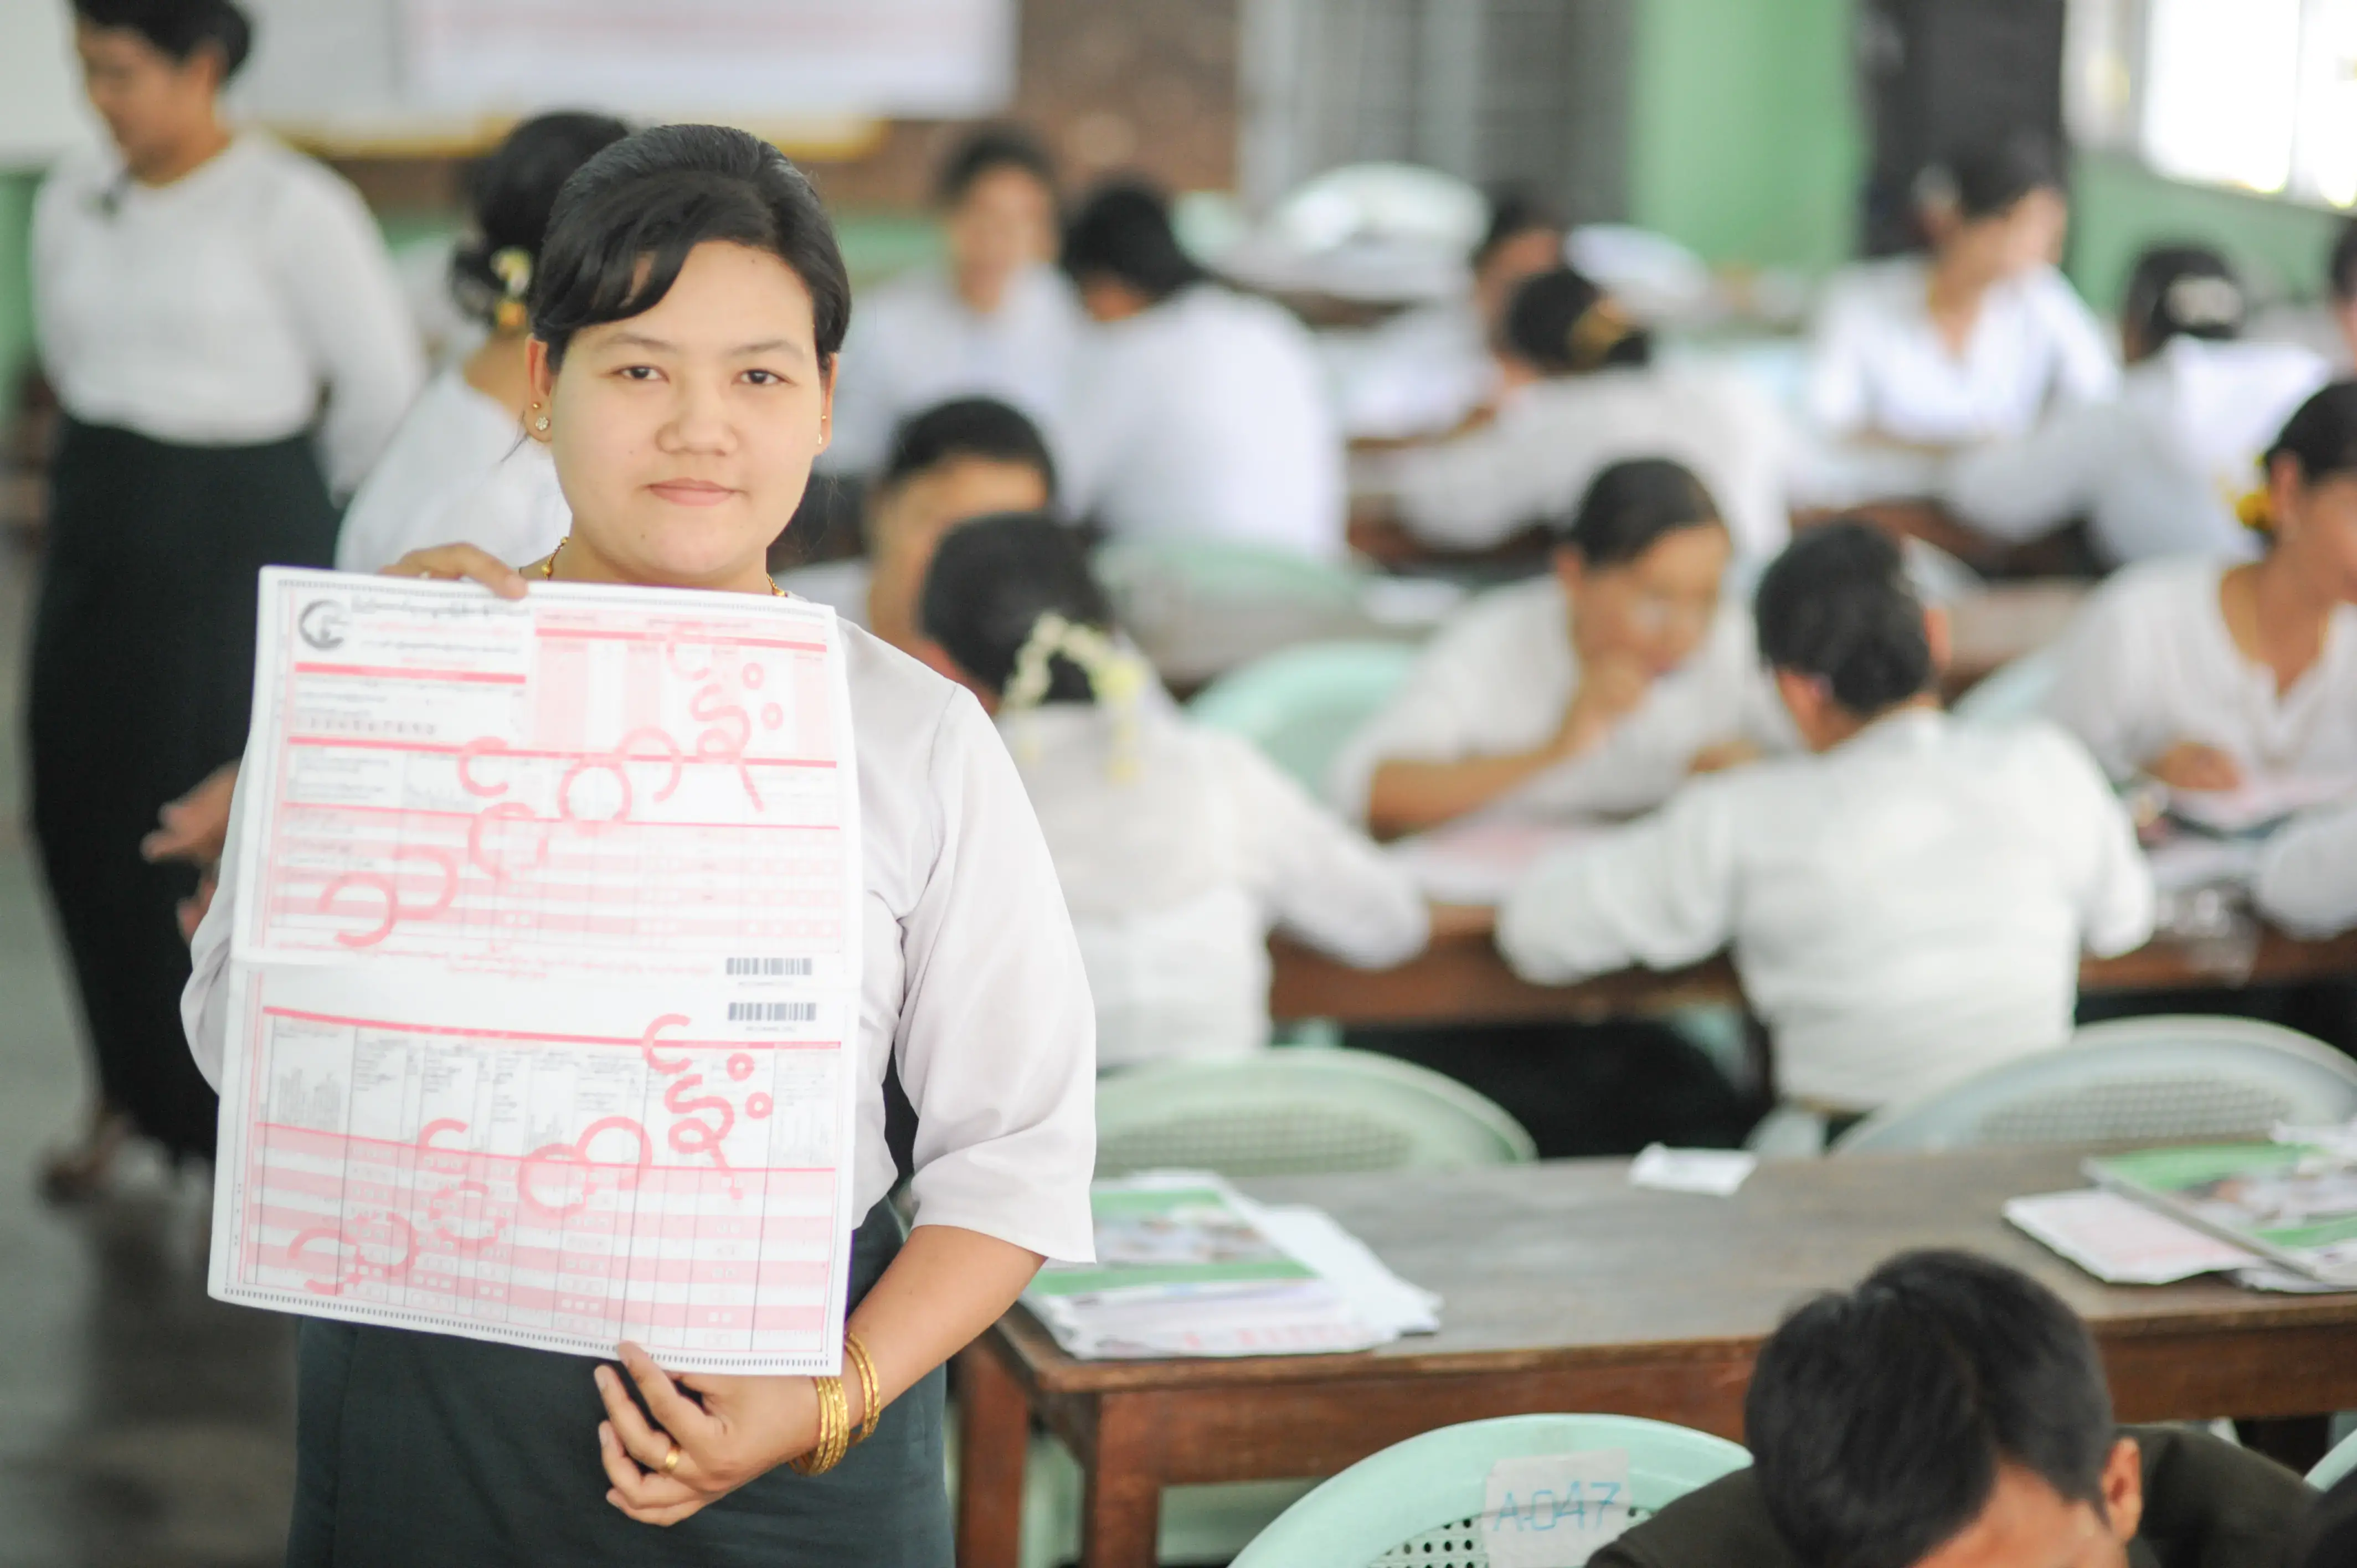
[542,535,785,596]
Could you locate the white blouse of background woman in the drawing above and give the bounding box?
[183,622,1102,1264]
[33,132,424,496]
[334,368,572,572]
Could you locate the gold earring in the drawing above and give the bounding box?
[530,403,551,434]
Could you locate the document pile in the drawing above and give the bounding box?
[1021,1172,1440,1359]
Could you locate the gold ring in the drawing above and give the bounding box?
[662,1442,682,1476]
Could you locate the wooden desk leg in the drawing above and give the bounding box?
[955,1345,1030,1568]
[1082,1392,1167,1568]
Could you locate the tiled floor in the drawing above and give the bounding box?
[0,538,297,1568]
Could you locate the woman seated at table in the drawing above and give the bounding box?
[1330,458,1789,838]
[1058,180,1346,560]
[336,111,629,572]
[1358,266,1789,562]
[915,510,1428,1069]
[2046,380,2357,795]
[1807,133,2116,453]
[1497,522,2153,1149]
[1941,245,2330,568]
[776,395,1056,652]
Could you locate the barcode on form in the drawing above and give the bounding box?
[726,957,814,977]
[729,1002,818,1024]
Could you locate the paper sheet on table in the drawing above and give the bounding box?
[1630,1144,1757,1197]
[2144,837,2263,893]
[1388,817,1614,906]
[2004,1189,2258,1285]
[207,569,864,1374]
[2168,774,2357,835]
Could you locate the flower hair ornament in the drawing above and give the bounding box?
[1001,612,1150,780]
[2235,454,2279,535]
[489,246,534,334]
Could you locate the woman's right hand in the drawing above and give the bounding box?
[2145,741,2243,795]
[1551,651,1654,762]
[383,544,532,601]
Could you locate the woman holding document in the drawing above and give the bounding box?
[182,125,1097,1564]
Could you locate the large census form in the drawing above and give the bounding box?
[207,568,865,1375]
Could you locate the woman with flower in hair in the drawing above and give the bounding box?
[915,510,1429,1069]
[336,111,630,572]
[2048,379,2357,796]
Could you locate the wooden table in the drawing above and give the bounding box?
[1270,921,2357,1028]
[954,1148,2357,1568]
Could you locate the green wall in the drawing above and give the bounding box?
[1627,0,1863,274]
[0,173,36,432]
[2067,149,2344,308]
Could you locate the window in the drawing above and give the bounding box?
[2070,0,2357,205]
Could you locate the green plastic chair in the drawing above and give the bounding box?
[1188,639,1422,796]
[1095,1046,1537,1178]
[1230,1414,1752,1568]
[2312,1425,2357,1490]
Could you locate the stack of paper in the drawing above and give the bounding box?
[1022,1172,1440,1359]
[1387,817,1610,906]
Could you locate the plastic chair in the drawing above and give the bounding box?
[1951,645,2062,727]
[1833,1017,2357,1156]
[1095,1046,1536,1179]
[1231,1414,1751,1568]
[1095,539,1382,689]
[2313,1425,2357,1491]
[1188,639,1421,796]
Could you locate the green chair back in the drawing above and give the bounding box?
[1188,639,1421,795]
[2312,1425,2357,1490]
[1095,1046,1535,1179]
[1230,1414,1751,1568]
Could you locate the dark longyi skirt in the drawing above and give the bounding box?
[286,1199,951,1567]
[28,418,339,1160]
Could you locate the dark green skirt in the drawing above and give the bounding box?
[28,419,340,1160]
[286,1200,950,1567]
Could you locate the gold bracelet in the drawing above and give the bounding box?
[844,1331,882,1445]
[788,1375,850,1476]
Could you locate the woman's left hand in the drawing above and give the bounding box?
[593,1344,846,1525]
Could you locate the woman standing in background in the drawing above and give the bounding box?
[31,0,423,1194]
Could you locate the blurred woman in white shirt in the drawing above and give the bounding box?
[1059,180,1348,560]
[1943,245,2329,566]
[1362,266,1790,560]
[1499,522,2153,1134]
[1807,135,2116,452]
[916,512,1427,1067]
[2046,381,2357,793]
[825,127,1084,477]
[30,0,422,1192]
[1331,458,1788,837]
[336,112,628,572]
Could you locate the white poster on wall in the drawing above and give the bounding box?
[400,0,1018,119]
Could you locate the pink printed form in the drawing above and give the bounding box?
[208,570,865,1374]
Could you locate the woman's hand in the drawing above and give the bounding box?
[2146,741,2243,795]
[1552,651,1654,762]
[383,543,532,601]
[142,760,240,940]
[593,1345,863,1526]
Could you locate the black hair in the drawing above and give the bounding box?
[1746,1251,2116,1568]
[937,125,1058,208]
[1555,458,1722,565]
[1924,131,2061,224]
[2122,244,2243,352]
[451,112,632,329]
[1754,520,1934,716]
[1061,180,1205,303]
[920,512,1110,703]
[2331,219,2357,303]
[880,397,1058,499]
[73,0,251,78]
[1501,266,1652,375]
[1473,187,1563,271]
[2265,379,2357,488]
[530,124,851,372]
